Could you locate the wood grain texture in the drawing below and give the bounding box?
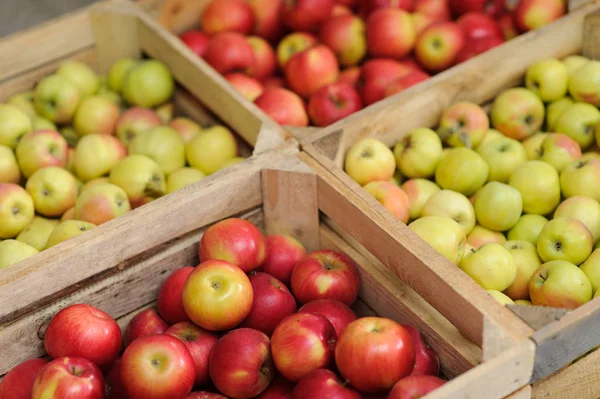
[505,386,532,399]
[508,305,569,331]
[583,10,600,60]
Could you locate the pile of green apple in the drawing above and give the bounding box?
[345,54,600,310]
[0,59,244,269]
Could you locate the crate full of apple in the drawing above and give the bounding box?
[169,0,565,127]
[345,54,600,310]
[0,217,446,399]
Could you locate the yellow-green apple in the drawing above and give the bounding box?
[467,225,506,249]
[359,58,413,105]
[366,9,415,59]
[582,151,600,162]
[201,0,255,35]
[121,60,174,108]
[435,148,489,196]
[486,290,515,305]
[474,182,523,231]
[569,60,600,106]
[245,36,277,80]
[61,207,75,222]
[411,12,437,36]
[167,167,205,193]
[107,58,138,93]
[73,96,120,137]
[537,217,593,265]
[514,0,565,32]
[546,97,573,132]
[476,128,504,148]
[34,74,81,124]
[391,169,404,186]
[45,220,95,248]
[158,267,194,324]
[502,240,542,300]
[248,0,285,43]
[74,183,131,225]
[96,79,122,107]
[16,216,59,251]
[0,104,32,149]
[0,183,35,239]
[186,125,237,175]
[394,128,443,178]
[26,166,77,217]
[129,126,185,175]
[555,196,600,244]
[522,132,547,160]
[0,145,20,183]
[276,32,318,68]
[363,181,411,223]
[515,299,533,305]
[109,154,166,208]
[32,115,57,131]
[319,15,366,67]
[422,190,475,235]
[308,81,363,127]
[580,248,600,294]
[507,214,548,244]
[169,117,203,144]
[124,308,169,346]
[563,55,589,78]
[437,102,489,148]
[284,45,339,99]
[476,136,528,182]
[15,129,68,178]
[115,106,162,147]
[298,299,357,340]
[0,358,49,399]
[218,156,245,170]
[31,357,105,399]
[401,178,441,220]
[529,260,592,309]
[280,0,334,32]
[157,101,175,123]
[0,240,39,269]
[56,60,99,97]
[292,369,361,399]
[491,88,545,140]
[509,160,560,215]
[204,32,256,74]
[384,69,431,97]
[8,91,36,118]
[255,87,309,126]
[74,134,127,182]
[554,103,600,149]
[408,216,466,265]
[560,159,600,201]
[182,259,253,331]
[59,126,79,148]
[271,312,336,381]
[460,243,517,291]
[414,0,452,21]
[525,58,568,102]
[415,22,466,72]
[344,138,396,186]
[225,73,264,101]
[81,177,110,193]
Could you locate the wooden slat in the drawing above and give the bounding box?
[583,10,600,60]
[505,386,532,399]
[508,304,569,331]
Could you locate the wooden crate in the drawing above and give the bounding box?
[302,2,600,398]
[0,144,540,399]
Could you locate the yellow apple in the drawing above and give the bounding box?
[15,130,69,178]
[437,102,489,148]
[121,60,175,108]
[109,154,166,208]
[169,117,204,144]
[459,243,517,291]
[562,55,589,77]
[555,196,600,244]
[81,177,111,193]
[537,217,593,265]
[74,134,127,181]
[74,183,131,225]
[525,58,569,102]
[393,128,443,178]
[476,129,504,149]
[34,74,81,124]
[507,214,548,245]
[522,133,547,160]
[539,133,582,173]
[503,240,542,301]
[16,216,60,251]
[486,290,515,305]
[107,58,138,92]
[60,126,79,148]
[467,225,506,249]
[8,91,36,118]
[57,60,100,97]
[422,190,475,235]
[186,126,238,176]
[582,152,600,162]
[61,207,75,222]
[45,220,96,249]
[0,183,35,239]
[32,116,57,132]
[115,107,163,147]
[167,168,206,193]
[401,179,441,220]
[546,97,573,132]
[509,160,560,215]
[529,260,592,309]
[156,103,174,124]
[0,145,21,184]
[26,166,78,218]
[474,182,523,232]
[0,240,38,269]
[555,103,600,150]
[73,96,120,137]
[0,104,32,149]
[435,148,488,196]
[569,60,600,106]
[408,216,466,265]
[490,87,545,141]
[515,299,533,305]
[129,126,185,175]
[476,136,527,183]
[580,248,600,293]
[364,181,410,223]
[560,159,600,201]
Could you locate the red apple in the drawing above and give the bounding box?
[498,13,518,40]
[457,12,503,39]
[225,73,265,101]
[413,0,451,21]
[332,4,353,16]
[258,375,295,398]
[335,317,416,392]
[210,328,275,397]
[366,8,415,59]
[359,58,412,105]
[262,234,307,284]
[276,32,319,68]
[166,322,219,387]
[44,304,121,368]
[398,56,424,71]
[415,21,466,72]
[338,67,361,88]
[514,0,565,32]
[411,12,436,36]
[400,324,440,376]
[241,272,297,335]
[0,358,49,399]
[201,0,255,35]
[292,369,361,399]
[247,36,277,80]
[280,0,334,32]
[105,359,129,399]
[297,299,357,338]
[285,45,340,99]
[449,0,505,17]
[248,0,285,43]
[204,32,255,74]
[263,76,287,90]
[182,259,254,331]
[187,393,228,399]
[32,357,104,399]
[179,30,210,58]
[454,35,503,64]
[124,308,169,347]
[388,375,446,399]
[360,0,413,17]
[271,313,337,381]
[320,15,367,67]
[290,249,360,306]
[384,70,430,97]
[199,217,267,272]
[121,335,195,399]
[308,82,363,126]
[255,88,309,126]
[157,266,193,325]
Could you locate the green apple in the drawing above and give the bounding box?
[408,216,466,265]
[56,60,99,97]
[422,190,475,235]
[554,103,600,149]
[537,217,593,265]
[109,154,166,208]
[569,60,600,106]
[491,87,545,141]
[60,126,79,148]
[522,133,547,160]
[539,133,582,173]
[15,130,69,178]
[435,148,488,196]
[0,240,38,269]
[45,220,96,249]
[393,128,443,178]
[460,243,517,291]
[169,117,204,144]
[476,136,527,183]
[75,183,131,225]
[167,167,206,193]
[186,126,239,175]
[74,134,127,182]
[437,102,489,148]
[121,60,175,108]
[218,157,245,171]
[476,129,504,149]
[582,152,600,162]
[115,106,163,147]
[580,248,600,293]
[546,97,573,132]
[16,216,60,251]
[467,225,506,249]
[560,159,600,201]
[507,214,548,245]
[401,179,441,220]
[8,91,36,118]
[509,160,560,215]
[156,103,174,124]
[525,58,569,102]
[364,181,411,223]
[0,183,35,239]
[391,169,403,188]
[555,196,600,244]
[487,290,515,305]
[107,58,138,92]
[0,145,21,184]
[32,116,57,132]
[81,177,110,193]
[25,167,77,218]
[474,182,523,232]
[73,96,121,136]
[344,138,396,186]
[503,240,542,301]
[562,55,589,77]
[529,260,592,309]
[129,126,186,175]
[34,74,81,124]
[0,104,32,149]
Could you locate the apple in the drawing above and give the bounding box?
[156,102,174,124]
[156,267,194,325]
[366,9,415,59]
[0,145,21,183]
[488,289,515,304]
[401,179,441,220]
[115,107,163,147]
[74,133,126,182]
[32,115,58,132]
[255,88,309,127]
[167,168,205,193]
[104,359,128,399]
[359,58,412,105]
[476,128,504,148]
[0,104,32,149]
[25,166,77,217]
[257,375,295,398]
[521,132,547,160]
[537,217,593,265]
[437,101,489,148]
[582,152,600,162]
[248,0,284,42]
[467,225,506,249]
[529,260,592,309]
[563,55,589,77]
[435,148,488,196]
[109,154,166,208]
[408,216,466,265]
[509,160,560,215]
[271,312,337,381]
[180,30,210,57]
[74,183,131,225]
[546,97,573,133]
[276,32,318,68]
[121,60,174,108]
[124,308,169,347]
[389,375,446,399]
[422,190,475,235]
[411,12,436,36]
[344,138,396,186]
[280,0,334,32]
[129,126,185,175]
[8,91,37,118]
[415,22,465,72]
[81,177,110,192]
[246,36,277,80]
[186,125,238,175]
[474,182,522,232]
[201,0,254,35]
[400,324,440,376]
[454,34,504,64]
[332,3,353,15]
[45,220,95,248]
[363,181,411,223]
[56,60,99,97]
[298,299,357,338]
[491,88,545,141]
[515,299,533,305]
[384,70,431,97]
[457,12,503,39]
[539,133,582,173]
[502,240,542,300]
[414,0,452,21]
[32,357,104,399]
[514,0,565,32]
[0,358,49,399]
[569,60,600,106]
[360,0,413,17]
[460,243,517,291]
[308,81,362,127]
[320,15,366,67]
[73,95,120,136]
[476,136,527,183]
[555,103,600,150]
[0,183,35,239]
[338,66,361,88]
[581,249,600,293]
[168,117,203,144]
[34,74,82,124]
[0,239,39,269]
[121,334,195,399]
[291,249,361,305]
[285,45,339,99]
[15,129,68,178]
[262,234,307,284]
[226,73,264,101]
[525,58,569,102]
[187,393,228,399]
[562,159,600,202]
[16,216,59,251]
[292,369,361,399]
[394,128,442,178]
[450,0,504,16]
[555,196,600,245]
[507,214,548,245]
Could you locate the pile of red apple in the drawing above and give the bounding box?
[0,217,446,399]
[178,0,565,127]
